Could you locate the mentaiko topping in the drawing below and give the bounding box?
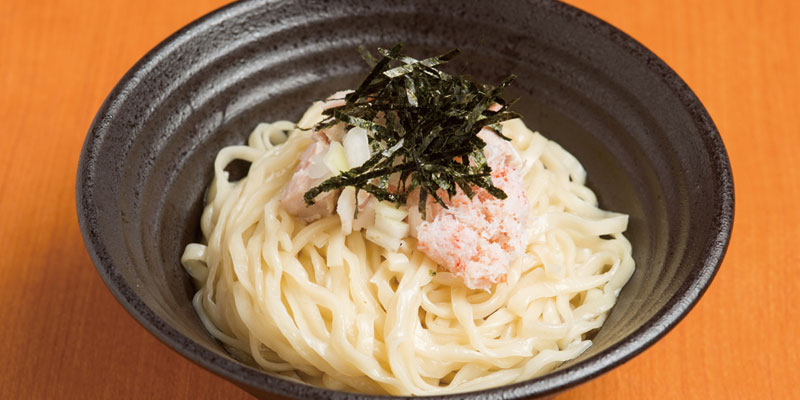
[280,45,530,289]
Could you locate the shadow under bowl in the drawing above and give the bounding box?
[76,0,733,398]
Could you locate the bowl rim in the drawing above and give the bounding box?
[76,0,734,398]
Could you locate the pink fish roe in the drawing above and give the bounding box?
[414,128,529,290]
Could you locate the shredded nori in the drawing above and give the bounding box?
[303,43,520,217]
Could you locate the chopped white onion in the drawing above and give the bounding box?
[323,141,349,174]
[365,201,409,252]
[337,187,356,235]
[375,201,408,220]
[343,127,371,168]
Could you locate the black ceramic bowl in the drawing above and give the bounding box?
[76,0,733,398]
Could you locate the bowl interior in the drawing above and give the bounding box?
[78,0,732,398]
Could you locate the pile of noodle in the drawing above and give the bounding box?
[181,101,635,395]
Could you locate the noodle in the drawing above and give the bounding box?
[181,100,635,395]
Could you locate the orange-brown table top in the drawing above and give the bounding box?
[1,0,796,398]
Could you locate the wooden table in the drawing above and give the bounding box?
[1,0,796,398]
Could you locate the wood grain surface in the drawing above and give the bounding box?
[1,0,796,398]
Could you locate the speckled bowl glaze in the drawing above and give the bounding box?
[76,0,733,398]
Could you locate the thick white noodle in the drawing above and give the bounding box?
[181,104,635,395]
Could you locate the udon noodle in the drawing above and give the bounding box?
[181,100,634,395]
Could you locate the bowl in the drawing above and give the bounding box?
[76,0,734,398]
